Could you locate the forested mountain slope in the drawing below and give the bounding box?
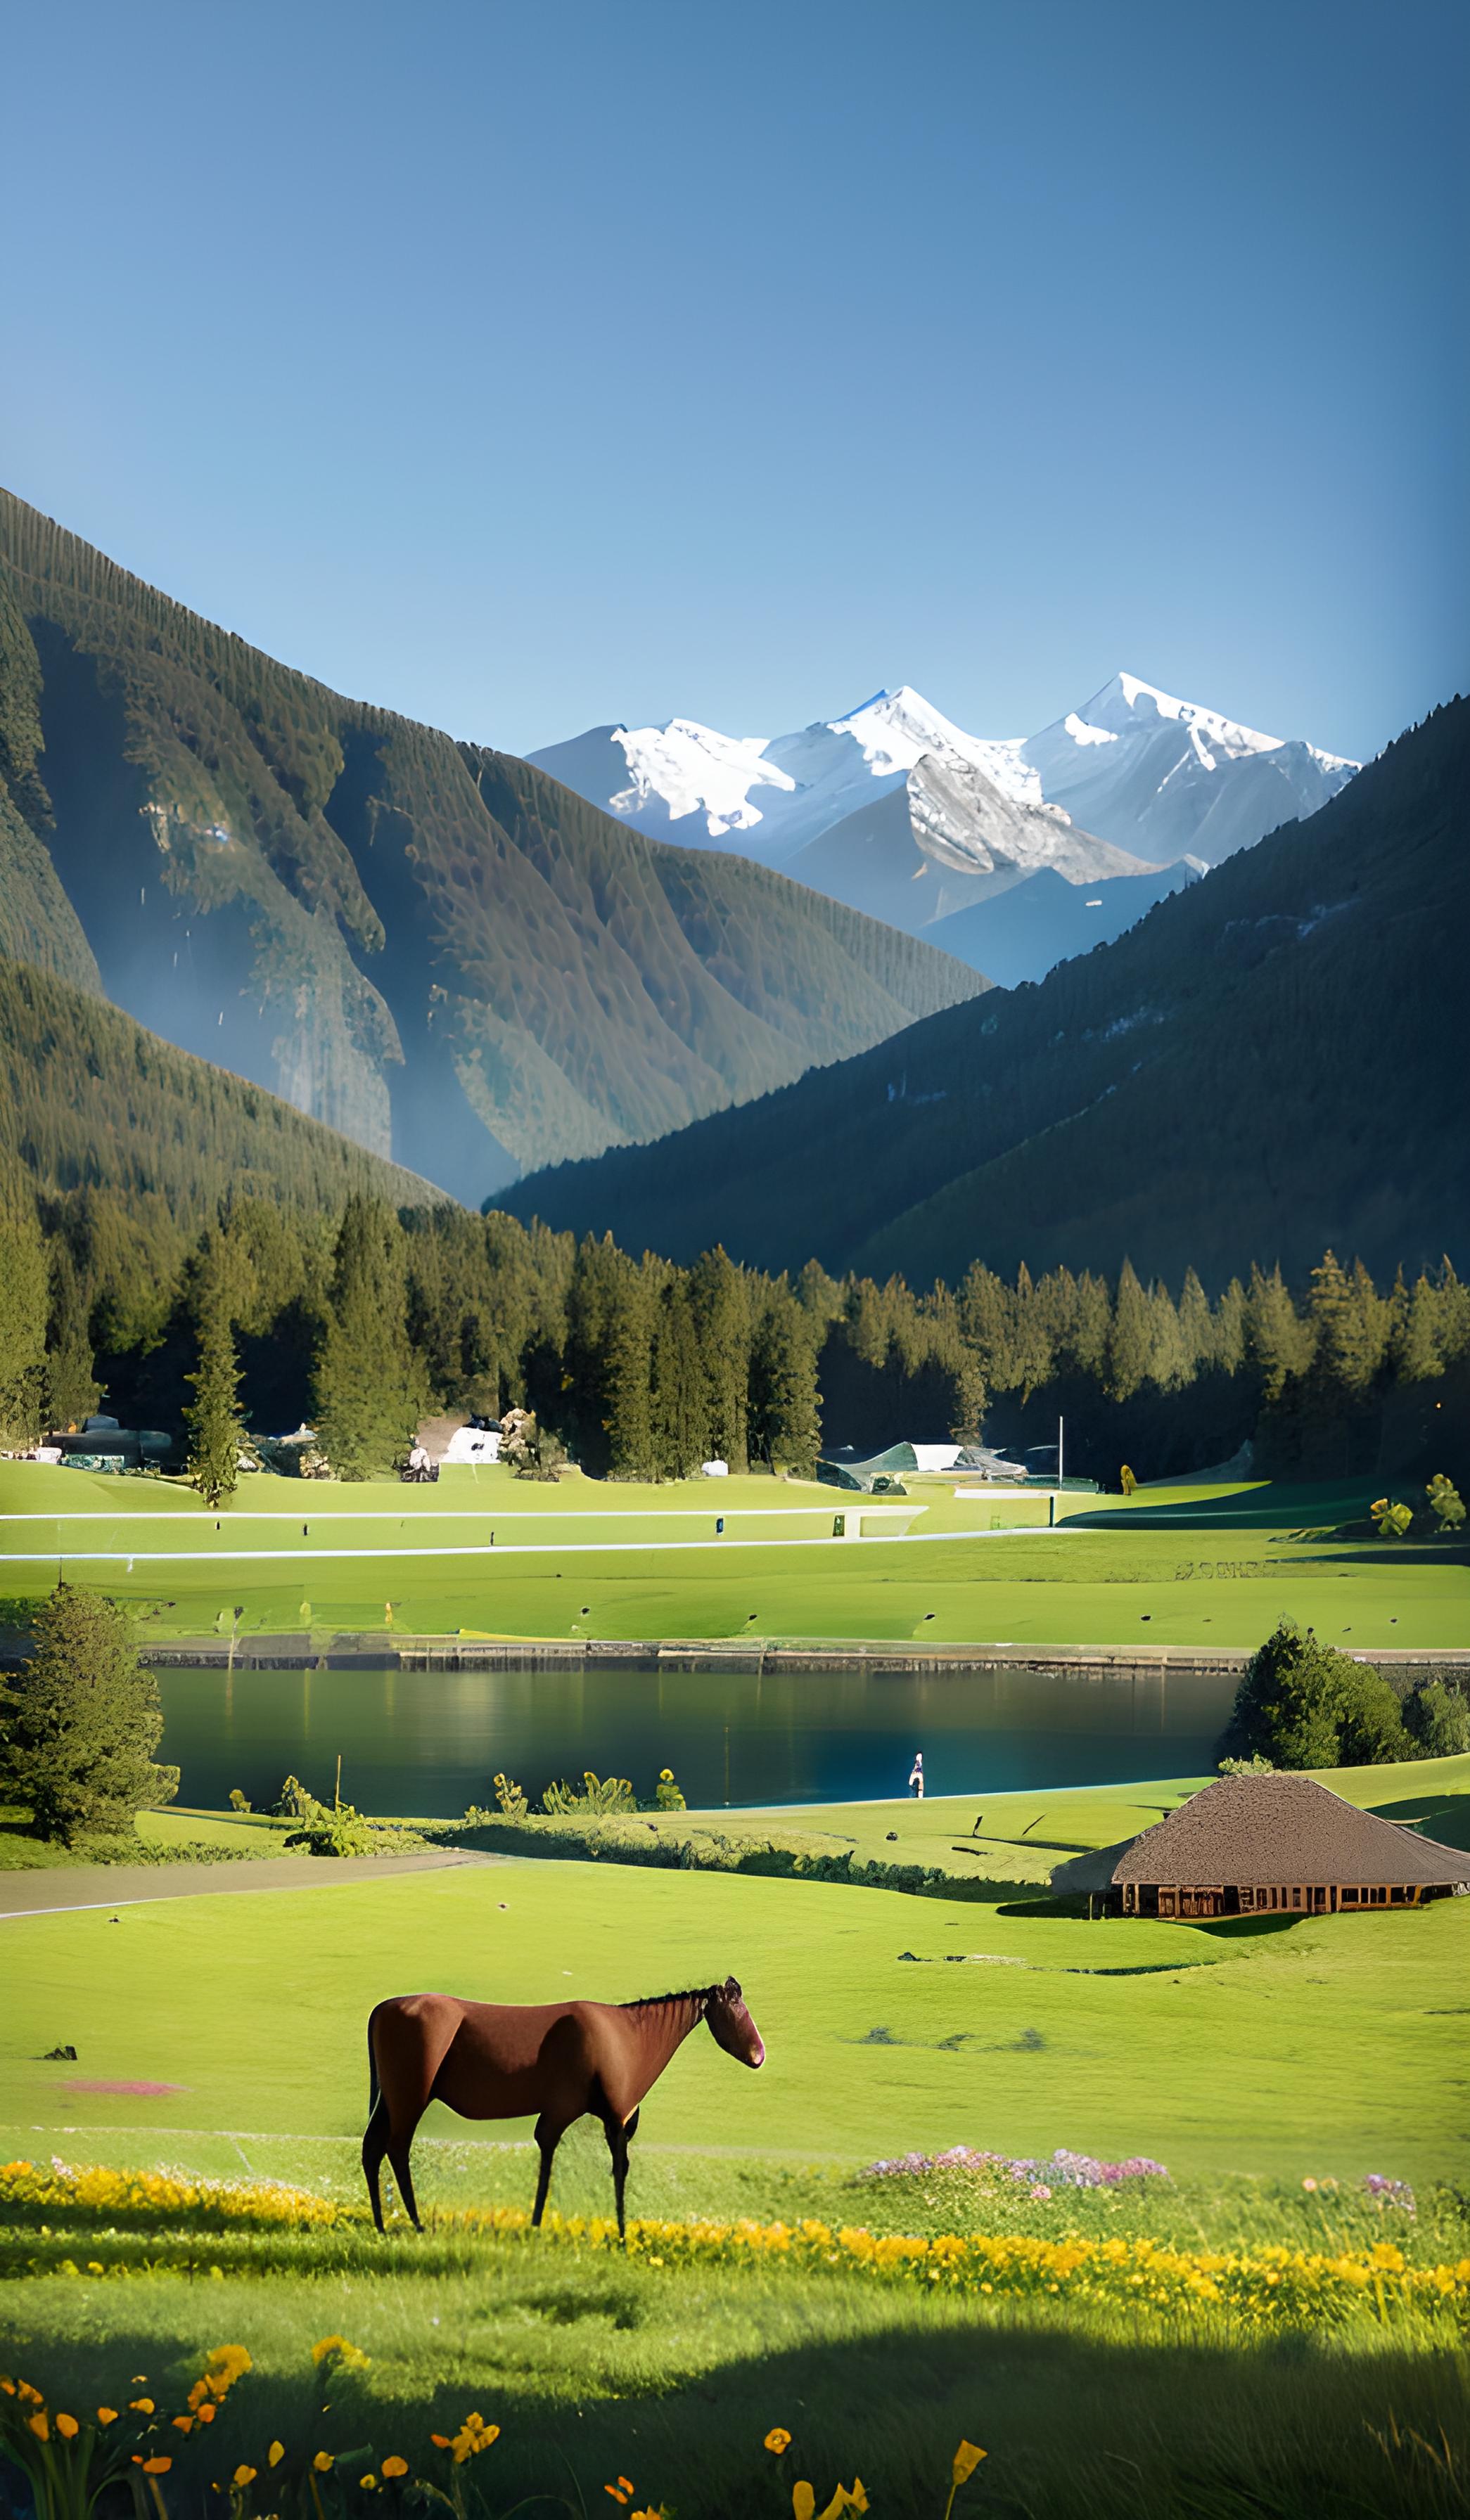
[506,698,1469,1289]
[0,491,984,1205]
[0,957,442,1230]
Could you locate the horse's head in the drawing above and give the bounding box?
[705,1976,765,2069]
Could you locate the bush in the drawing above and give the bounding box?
[1220,1621,1411,1769]
[0,1586,179,1844]
[1426,1472,1466,1535]
[1370,1496,1414,1538]
[542,1770,637,1816]
[1402,1680,1470,1756]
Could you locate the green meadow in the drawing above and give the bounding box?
[4,1759,1470,2516]
[2,1462,1464,1651]
[3,1468,1467,2514]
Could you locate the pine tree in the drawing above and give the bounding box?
[1106,1260,1153,1403]
[312,1197,428,1479]
[1310,1251,1391,1394]
[1389,1271,1444,1384]
[690,1247,752,1472]
[1070,1272,1113,1380]
[184,1253,245,1508]
[1177,1268,1214,1377]
[605,1254,660,1481]
[1246,1263,1314,1403]
[750,1282,822,1474]
[1145,1280,1189,1392]
[0,1586,179,1844]
[958,1262,1018,1392]
[0,1168,47,1446]
[652,1276,710,1477]
[44,1239,100,1431]
[1214,1278,1247,1377]
[1010,1263,1056,1402]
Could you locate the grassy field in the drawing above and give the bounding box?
[4,1782,1469,2516]
[2,1462,1464,1651]
[5,1808,1468,2187]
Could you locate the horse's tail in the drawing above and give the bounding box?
[366,2008,381,2114]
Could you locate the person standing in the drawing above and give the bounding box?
[908,1751,925,1799]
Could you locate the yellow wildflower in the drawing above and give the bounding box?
[382,2457,408,2478]
[313,2452,335,2471]
[233,2467,257,2488]
[135,2457,172,2475]
[173,2417,195,2435]
[311,2336,369,2373]
[269,2442,286,2467]
[98,2410,119,2426]
[766,2429,793,2454]
[27,2414,49,2443]
[56,2415,79,2441]
[793,2488,816,2520]
[130,2399,155,2415]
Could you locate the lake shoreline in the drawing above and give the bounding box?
[106,1633,1470,1683]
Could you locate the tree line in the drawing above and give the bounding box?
[1,1165,1466,1493]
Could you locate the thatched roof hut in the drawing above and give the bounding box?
[1050,1773,1470,1919]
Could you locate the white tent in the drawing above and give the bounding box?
[444,1426,503,1464]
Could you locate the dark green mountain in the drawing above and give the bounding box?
[504,698,1470,1288]
[0,491,985,1204]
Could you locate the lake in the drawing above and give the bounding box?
[156,1661,1236,1814]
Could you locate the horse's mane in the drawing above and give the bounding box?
[622,1984,719,2012]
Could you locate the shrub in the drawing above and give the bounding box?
[1220,1620,1411,1768]
[1370,1496,1414,1538]
[542,1770,637,1816]
[493,1771,528,1819]
[1426,1472,1466,1534]
[1402,1680,1470,1756]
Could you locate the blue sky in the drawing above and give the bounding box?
[3,0,1464,761]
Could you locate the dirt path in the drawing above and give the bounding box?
[0,1847,504,1919]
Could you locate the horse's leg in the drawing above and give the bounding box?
[362,2093,391,2234]
[531,2114,566,2227]
[385,2123,423,2232]
[602,2110,632,2242]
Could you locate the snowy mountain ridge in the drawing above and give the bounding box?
[529,671,1361,983]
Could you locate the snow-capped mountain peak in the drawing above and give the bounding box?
[1066,671,1358,776]
[823,686,1046,807]
[528,669,1361,957]
[608,716,793,838]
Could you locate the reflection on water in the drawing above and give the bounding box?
[157,1662,1234,1815]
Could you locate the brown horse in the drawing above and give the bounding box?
[362,1976,765,2236]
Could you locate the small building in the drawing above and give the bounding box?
[816,1444,914,1494]
[1050,1773,1470,1919]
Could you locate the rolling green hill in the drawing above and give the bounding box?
[0,491,985,1203]
[506,697,1469,1287]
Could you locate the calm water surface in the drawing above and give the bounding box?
[157,1662,1234,1814]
